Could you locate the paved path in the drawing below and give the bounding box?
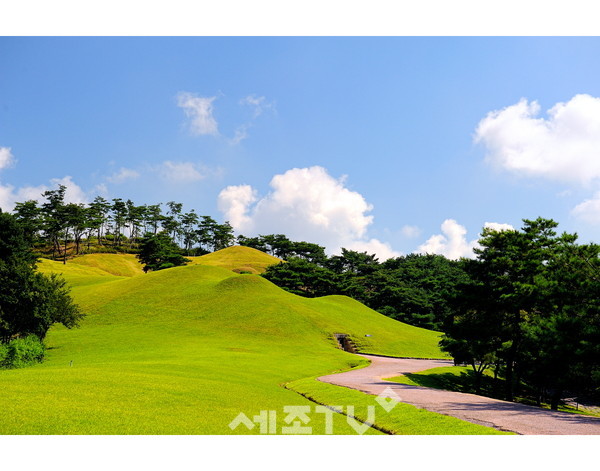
[318,354,600,435]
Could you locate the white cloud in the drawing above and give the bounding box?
[345,239,401,261]
[557,189,572,198]
[0,148,89,211]
[0,147,16,170]
[51,176,88,204]
[159,161,205,183]
[230,124,249,145]
[475,94,600,186]
[417,220,516,260]
[218,184,258,229]
[240,94,273,118]
[572,192,600,224]
[483,222,515,232]
[400,224,422,238]
[107,167,140,184]
[177,92,219,136]
[0,176,87,212]
[229,95,274,145]
[417,219,478,260]
[217,166,398,260]
[0,183,45,211]
[94,183,109,196]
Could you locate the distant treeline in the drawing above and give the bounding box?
[256,220,600,408]
[241,234,467,331]
[11,185,236,261]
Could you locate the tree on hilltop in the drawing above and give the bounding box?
[137,232,191,273]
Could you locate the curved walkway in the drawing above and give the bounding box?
[318,354,600,435]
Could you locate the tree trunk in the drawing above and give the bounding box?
[550,390,562,410]
[63,229,70,264]
[492,359,500,394]
[505,358,514,402]
[470,361,488,395]
[474,370,482,395]
[514,367,521,397]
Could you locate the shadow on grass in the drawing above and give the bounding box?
[404,370,502,398]
[402,370,600,417]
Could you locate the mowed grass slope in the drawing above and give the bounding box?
[188,246,282,274]
[0,247,487,435]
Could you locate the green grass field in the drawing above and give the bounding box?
[387,365,485,391]
[188,245,282,274]
[286,376,510,434]
[0,246,505,434]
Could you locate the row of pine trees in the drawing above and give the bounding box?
[11,185,236,261]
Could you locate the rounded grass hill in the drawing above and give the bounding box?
[0,246,504,434]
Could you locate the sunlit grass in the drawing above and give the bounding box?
[0,248,487,434]
[287,374,512,435]
[188,245,282,274]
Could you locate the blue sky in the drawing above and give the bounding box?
[3,36,600,259]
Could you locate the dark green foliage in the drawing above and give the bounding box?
[88,196,111,246]
[137,232,191,272]
[262,257,337,297]
[441,218,600,407]
[0,211,84,343]
[263,245,465,331]
[163,201,183,242]
[236,235,268,252]
[0,268,84,341]
[13,200,42,245]
[239,234,327,264]
[213,221,236,251]
[110,198,127,247]
[40,184,68,261]
[181,210,199,254]
[371,254,469,330]
[145,204,163,235]
[11,191,236,260]
[125,199,145,248]
[327,248,379,276]
[64,202,88,255]
[194,216,236,252]
[0,209,38,267]
[0,335,45,369]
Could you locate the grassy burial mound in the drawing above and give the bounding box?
[0,247,502,434]
[36,253,144,289]
[188,245,282,274]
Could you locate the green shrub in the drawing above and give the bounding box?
[1,336,45,369]
[0,343,7,366]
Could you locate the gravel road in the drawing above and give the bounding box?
[318,354,600,435]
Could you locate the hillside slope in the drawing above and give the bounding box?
[1,248,448,434]
[188,245,282,274]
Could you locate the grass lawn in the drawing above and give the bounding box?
[188,245,282,274]
[286,374,512,434]
[387,365,491,393]
[0,247,501,434]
